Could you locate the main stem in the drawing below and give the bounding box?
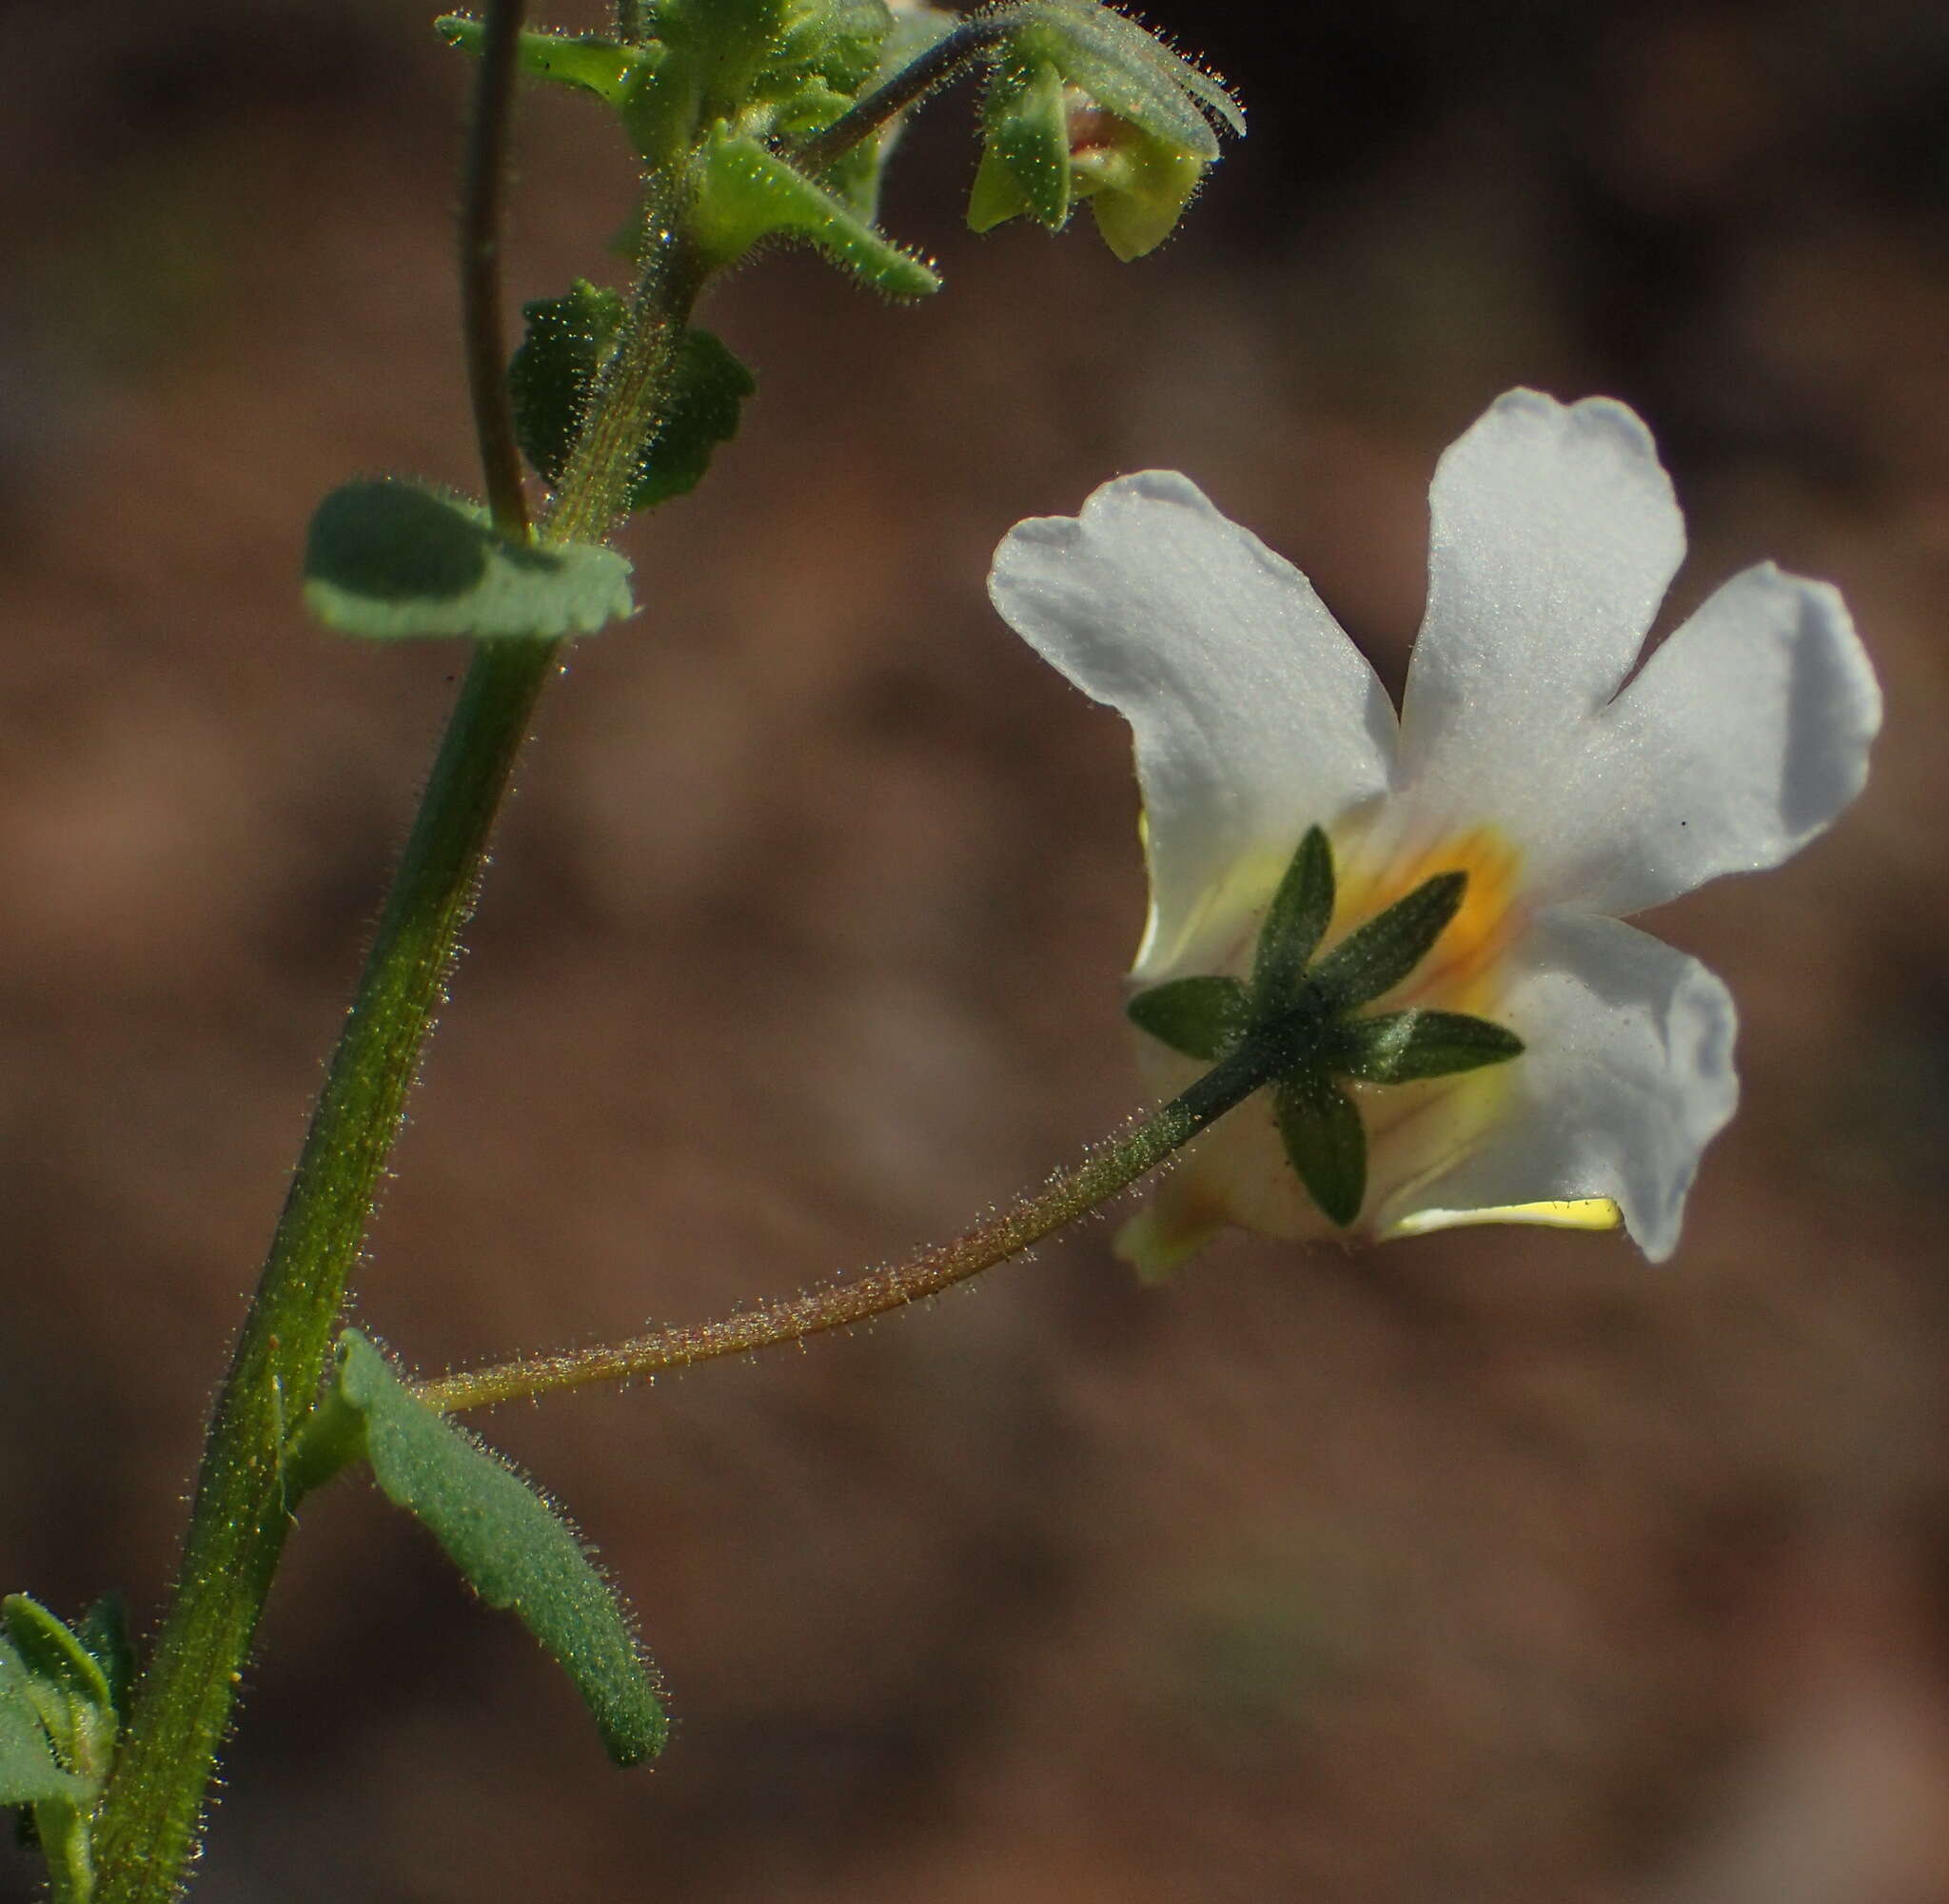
[89,8,702,1894]
[422,1039,1282,1414]
[89,642,555,1901]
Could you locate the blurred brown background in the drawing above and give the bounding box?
[4,1,1949,1898]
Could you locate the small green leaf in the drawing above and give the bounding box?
[631,329,758,509]
[303,481,635,641]
[1336,1010,1525,1085]
[1126,975,1249,1060]
[435,16,660,106]
[1272,1072,1367,1228]
[0,1645,84,1808]
[765,0,894,97]
[333,1332,667,1767]
[509,287,758,513]
[979,56,1072,229]
[509,280,625,489]
[1250,827,1335,1009]
[1309,871,1467,1012]
[690,129,940,296]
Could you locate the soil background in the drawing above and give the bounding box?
[5,3,1949,1899]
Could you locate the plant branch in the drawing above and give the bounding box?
[546,186,708,543]
[788,16,1013,178]
[419,1038,1281,1414]
[462,0,533,541]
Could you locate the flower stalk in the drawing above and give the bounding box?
[420,1023,1297,1415]
[788,16,1014,177]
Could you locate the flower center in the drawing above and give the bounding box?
[1328,824,1525,1013]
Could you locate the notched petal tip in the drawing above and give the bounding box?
[1560,557,1883,915]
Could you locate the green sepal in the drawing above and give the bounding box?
[508,285,756,511]
[977,56,1072,229]
[1250,827,1335,1010]
[434,16,662,106]
[327,1332,668,1767]
[71,1599,134,1733]
[1335,1009,1524,1085]
[689,128,940,296]
[1271,1072,1367,1228]
[1126,975,1249,1061]
[303,481,635,642]
[1073,117,1208,261]
[1,1598,116,1784]
[1309,871,1467,1012]
[967,143,1037,234]
[0,1643,86,1808]
[996,1,1240,160]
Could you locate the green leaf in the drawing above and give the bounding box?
[509,281,626,488]
[1126,975,1248,1060]
[1271,1072,1367,1228]
[630,329,758,509]
[689,128,940,296]
[303,481,635,642]
[978,56,1072,229]
[1249,827,1335,1009]
[0,1644,84,1808]
[1335,1009,1525,1085]
[764,0,894,96]
[509,285,756,512]
[434,16,662,105]
[1308,871,1467,1013]
[333,1332,667,1767]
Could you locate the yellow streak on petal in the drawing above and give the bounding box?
[1384,1199,1624,1240]
[1330,824,1526,1014]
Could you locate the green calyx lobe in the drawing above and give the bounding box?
[1123,826,1524,1229]
[3,1591,137,1899]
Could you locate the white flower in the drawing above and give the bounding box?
[988,390,1880,1267]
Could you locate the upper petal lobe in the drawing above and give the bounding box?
[989,471,1397,979]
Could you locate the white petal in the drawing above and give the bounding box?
[989,472,1397,979]
[1397,391,1686,835]
[1376,911,1739,1261]
[1526,562,1881,915]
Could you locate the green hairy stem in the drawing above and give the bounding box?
[87,2,699,1890]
